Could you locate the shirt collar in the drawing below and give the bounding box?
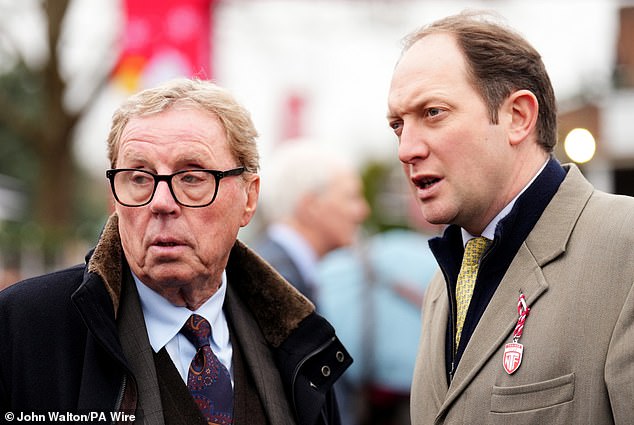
[461,159,549,246]
[134,271,229,353]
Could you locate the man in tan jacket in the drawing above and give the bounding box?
[386,11,634,425]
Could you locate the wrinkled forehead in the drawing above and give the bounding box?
[114,107,231,167]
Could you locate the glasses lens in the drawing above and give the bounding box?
[111,169,219,207]
[114,170,155,206]
[172,170,217,206]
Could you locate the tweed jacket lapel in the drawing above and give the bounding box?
[118,267,166,425]
[224,285,297,425]
[438,164,593,416]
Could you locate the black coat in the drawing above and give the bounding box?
[0,214,351,425]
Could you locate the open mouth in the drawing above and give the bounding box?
[413,176,441,189]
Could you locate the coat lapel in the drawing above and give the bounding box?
[437,164,594,417]
[443,244,548,407]
[426,272,451,407]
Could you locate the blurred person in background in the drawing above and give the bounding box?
[316,181,442,425]
[0,78,352,425]
[387,11,634,424]
[252,141,370,305]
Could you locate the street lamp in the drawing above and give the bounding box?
[564,128,596,164]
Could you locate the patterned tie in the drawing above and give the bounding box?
[455,236,490,351]
[180,314,233,425]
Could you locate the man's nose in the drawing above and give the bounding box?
[149,180,180,213]
[398,124,430,164]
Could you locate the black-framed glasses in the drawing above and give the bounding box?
[106,167,246,208]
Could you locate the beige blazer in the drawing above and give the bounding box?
[411,164,634,425]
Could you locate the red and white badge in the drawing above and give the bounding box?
[503,342,524,374]
[503,293,530,375]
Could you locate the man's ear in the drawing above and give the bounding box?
[504,89,539,146]
[240,174,260,227]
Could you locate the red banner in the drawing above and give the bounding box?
[113,0,215,92]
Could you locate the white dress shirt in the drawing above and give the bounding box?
[134,272,234,386]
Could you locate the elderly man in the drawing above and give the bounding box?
[252,141,369,304]
[0,79,351,425]
[387,11,634,425]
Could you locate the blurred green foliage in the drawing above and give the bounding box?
[361,160,411,234]
[0,64,40,191]
[0,65,107,268]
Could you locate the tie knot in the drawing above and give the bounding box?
[181,314,212,350]
[463,236,490,265]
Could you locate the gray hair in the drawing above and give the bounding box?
[259,141,353,223]
[107,78,259,172]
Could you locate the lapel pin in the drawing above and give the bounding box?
[503,292,530,375]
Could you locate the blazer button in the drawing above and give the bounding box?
[321,366,331,377]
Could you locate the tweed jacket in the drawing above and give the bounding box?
[0,214,351,425]
[411,164,634,425]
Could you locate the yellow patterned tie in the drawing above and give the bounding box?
[455,236,490,351]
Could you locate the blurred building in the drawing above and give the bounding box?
[557,6,634,196]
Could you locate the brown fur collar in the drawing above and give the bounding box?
[87,213,315,347]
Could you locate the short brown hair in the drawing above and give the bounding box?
[107,78,259,172]
[402,11,557,152]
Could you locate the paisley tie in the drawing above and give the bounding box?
[180,314,233,425]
